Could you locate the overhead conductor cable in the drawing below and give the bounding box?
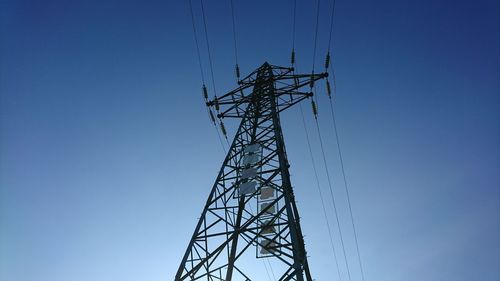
[300,103,343,281]
[229,0,240,80]
[313,106,353,281]
[290,0,342,278]
[188,0,226,153]
[290,0,297,66]
[309,0,353,279]
[325,0,366,280]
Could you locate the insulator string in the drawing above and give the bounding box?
[206,108,227,154]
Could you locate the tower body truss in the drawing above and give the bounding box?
[176,63,327,281]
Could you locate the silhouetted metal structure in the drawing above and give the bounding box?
[176,63,327,281]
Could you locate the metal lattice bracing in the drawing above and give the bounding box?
[176,63,327,281]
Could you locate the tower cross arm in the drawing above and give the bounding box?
[207,64,328,119]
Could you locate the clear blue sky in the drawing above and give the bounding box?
[1,0,499,280]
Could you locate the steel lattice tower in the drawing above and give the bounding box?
[176,63,327,281]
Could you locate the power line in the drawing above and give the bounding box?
[313,114,353,281]
[267,259,276,280]
[290,7,339,279]
[262,253,273,281]
[199,0,229,153]
[293,7,343,268]
[187,0,205,84]
[229,0,239,65]
[327,0,337,52]
[325,0,367,278]
[228,0,242,81]
[199,0,218,97]
[292,0,297,51]
[328,97,366,281]
[299,103,343,281]
[188,0,226,154]
[290,0,297,67]
[325,0,338,100]
[311,0,321,72]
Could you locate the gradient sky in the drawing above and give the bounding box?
[1,0,499,280]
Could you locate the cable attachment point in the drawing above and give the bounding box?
[325,51,330,70]
[214,95,220,112]
[309,72,315,89]
[202,84,209,101]
[311,99,318,118]
[219,120,227,138]
[291,49,296,65]
[326,79,332,99]
[235,64,240,80]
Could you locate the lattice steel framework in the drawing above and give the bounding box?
[176,63,327,281]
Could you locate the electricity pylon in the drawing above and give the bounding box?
[176,62,327,281]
